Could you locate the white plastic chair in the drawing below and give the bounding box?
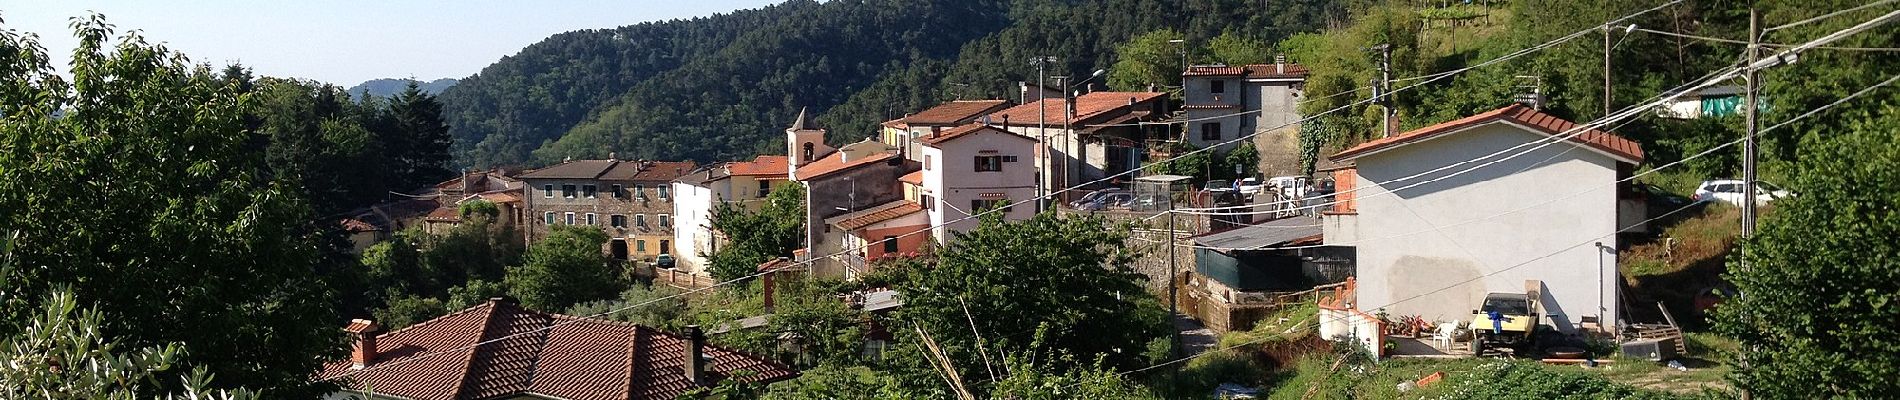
[1432,322,1460,349]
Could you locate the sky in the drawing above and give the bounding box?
[3,0,782,86]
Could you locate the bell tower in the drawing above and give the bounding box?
[786,107,834,175]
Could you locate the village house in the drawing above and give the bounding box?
[671,155,794,275]
[785,110,924,278]
[318,299,797,400]
[517,158,697,261]
[1321,104,1644,333]
[420,169,528,235]
[911,123,1039,241]
[1181,57,1308,176]
[879,99,1013,161]
[984,91,1171,202]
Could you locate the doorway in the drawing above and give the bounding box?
[610,238,629,260]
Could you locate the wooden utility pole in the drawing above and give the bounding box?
[1604,24,1614,119]
[1374,44,1395,137]
[1741,9,1760,239]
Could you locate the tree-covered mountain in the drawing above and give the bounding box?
[440,0,1356,168]
[347,78,458,100]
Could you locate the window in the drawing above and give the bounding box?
[758,180,771,196]
[802,143,816,162]
[585,213,596,225]
[544,212,555,225]
[883,236,899,253]
[561,184,577,198]
[1002,155,1019,162]
[657,185,670,199]
[920,194,936,211]
[636,240,647,253]
[582,184,598,198]
[924,155,933,170]
[659,240,671,254]
[564,212,576,225]
[971,199,1012,213]
[1200,122,1221,141]
[543,185,554,198]
[611,184,623,198]
[635,214,647,227]
[974,155,1003,172]
[634,184,647,199]
[659,214,672,228]
[611,214,627,228]
[1210,79,1226,94]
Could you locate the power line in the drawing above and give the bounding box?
[1763,0,1898,34]
[326,0,1691,381]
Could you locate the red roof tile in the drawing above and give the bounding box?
[885,100,1014,127]
[915,123,1034,147]
[1330,104,1643,163]
[1183,63,1309,79]
[424,206,461,222]
[793,151,897,181]
[899,170,924,186]
[318,301,797,400]
[825,201,925,231]
[728,155,789,177]
[986,91,1167,128]
[518,160,697,182]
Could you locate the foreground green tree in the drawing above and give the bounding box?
[0,289,259,400]
[707,184,806,281]
[506,225,619,310]
[0,16,340,395]
[900,213,1169,387]
[1715,104,1900,397]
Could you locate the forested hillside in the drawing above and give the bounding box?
[347,77,458,100]
[442,0,1356,168]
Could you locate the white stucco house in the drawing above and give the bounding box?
[911,123,1040,242]
[1321,104,1644,333]
[671,155,792,275]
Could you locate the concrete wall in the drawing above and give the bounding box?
[1349,123,1621,332]
[672,181,718,273]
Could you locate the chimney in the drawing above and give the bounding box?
[1275,53,1287,74]
[462,169,476,195]
[762,272,777,313]
[684,325,708,384]
[1018,81,1028,103]
[1002,115,1010,127]
[346,319,383,370]
[608,151,618,161]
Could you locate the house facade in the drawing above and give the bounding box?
[1321,104,1642,333]
[915,123,1039,240]
[1181,59,1308,176]
[787,112,921,278]
[985,91,1170,201]
[671,155,793,275]
[517,159,697,261]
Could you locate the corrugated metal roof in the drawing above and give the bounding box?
[1192,216,1324,250]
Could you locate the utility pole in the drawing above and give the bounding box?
[1738,10,1759,400]
[1604,24,1614,119]
[1372,44,1394,137]
[1056,74,1072,200]
[1167,204,1179,358]
[1031,56,1056,211]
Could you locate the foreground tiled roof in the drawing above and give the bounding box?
[318,300,798,400]
[1330,104,1643,163]
[825,200,925,231]
[793,151,898,181]
[886,100,1014,127]
[986,91,1167,128]
[1183,63,1309,79]
[517,160,697,182]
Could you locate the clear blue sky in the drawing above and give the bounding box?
[4,1,783,85]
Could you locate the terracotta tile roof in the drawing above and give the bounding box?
[899,170,924,186]
[1183,63,1309,79]
[915,123,1035,147]
[339,218,380,232]
[318,301,797,400]
[435,171,523,191]
[825,200,925,231]
[886,100,1014,127]
[728,155,789,177]
[793,151,898,181]
[986,91,1167,128]
[517,160,697,182]
[424,206,461,222]
[471,190,522,204]
[1329,104,1643,163]
[1182,104,1241,109]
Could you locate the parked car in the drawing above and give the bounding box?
[1236,177,1267,195]
[1692,179,1792,206]
[654,253,676,269]
[1070,188,1131,208]
[1203,179,1235,193]
[1632,182,1698,217]
[1077,192,1135,211]
[1268,176,1311,200]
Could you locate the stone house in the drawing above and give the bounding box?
[517,158,697,261]
[786,111,921,278]
[1181,58,1308,177]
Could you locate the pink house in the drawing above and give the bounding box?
[914,123,1040,242]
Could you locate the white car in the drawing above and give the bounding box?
[1236,178,1268,195]
[1267,176,1311,200]
[1693,179,1792,206]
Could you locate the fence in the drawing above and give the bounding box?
[1315,278,1385,359]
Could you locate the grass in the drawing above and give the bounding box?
[1620,203,1740,278]
[1217,302,1319,349]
